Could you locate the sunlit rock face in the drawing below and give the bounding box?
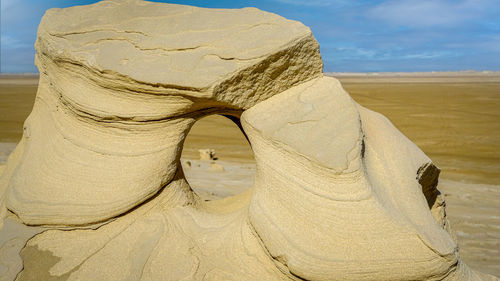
[0,1,496,281]
[0,0,322,225]
[242,76,477,280]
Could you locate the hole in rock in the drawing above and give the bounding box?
[181,114,256,201]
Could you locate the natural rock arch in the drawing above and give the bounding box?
[180,113,255,200]
[0,0,322,225]
[0,1,496,280]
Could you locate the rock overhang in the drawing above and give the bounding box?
[1,0,323,226]
[37,0,320,94]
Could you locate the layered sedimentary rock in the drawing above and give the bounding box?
[241,76,486,280]
[8,75,494,281]
[0,1,497,280]
[0,0,322,225]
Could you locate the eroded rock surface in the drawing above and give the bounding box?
[0,0,321,225]
[0,1,497,280]
[242,76,489,280]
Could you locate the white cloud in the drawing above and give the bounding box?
[399,51,459,59]
[331,45,461,61]
[367,0,495,27]
[448,35,500,52]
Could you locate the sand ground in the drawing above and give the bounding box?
[0,73,498,276]
[0,75,38,143]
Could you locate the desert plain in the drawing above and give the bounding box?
[0,71,499,277]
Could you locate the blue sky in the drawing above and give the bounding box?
[1,0,499,73]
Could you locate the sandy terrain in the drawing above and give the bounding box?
[337,74,500,186]
[328,71,500,83]
[0,73,498,277]
[0,75,38,142]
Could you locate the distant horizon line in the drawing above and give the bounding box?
[1,70,499,76]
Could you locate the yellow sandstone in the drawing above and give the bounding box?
[0,1,496,280]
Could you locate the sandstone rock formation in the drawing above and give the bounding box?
[0,0,322,226]
[0,1,497,280]
[242,76,470,280]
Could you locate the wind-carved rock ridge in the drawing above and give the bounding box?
[0,1,497,280]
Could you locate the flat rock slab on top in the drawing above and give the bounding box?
[38,0,321,93]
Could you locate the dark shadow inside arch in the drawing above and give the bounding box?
[180,114,256,201]
[222,114,250,144]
